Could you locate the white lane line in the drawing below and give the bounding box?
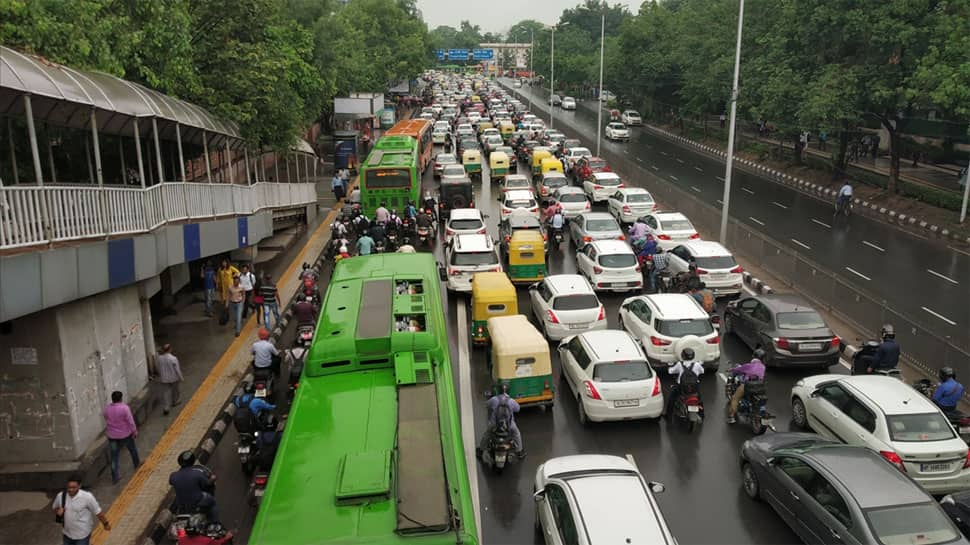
[748,216,765,226]
[660,151,669,156]
[716,176,725,182]
[949,246,970,258]
[927,269,960,285]
[623,150,630,154]
[922,306,958,326]
[812,218,832,229]
[741,187,755,195]
[844,266,872,281]
[669,174,679,181]
[637,157,643,162]
[690,186,702,193]
[862,240,885,253]
[694,166,704,172]
[676,158,685,164]
[790,238,811,250]
[771,201,788,210]
[456,303,482,542]
[717,372,727,384]
[651,165,659,171]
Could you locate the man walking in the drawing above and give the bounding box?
[102,391,140,484]
[53,475,110,545]
[201,261,216,317]
[331,172,346,204]
[259,275,281,331]
[238,264,256,319]
[227,275,245,337]
[155,344,183,416]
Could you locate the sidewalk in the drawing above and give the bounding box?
[0,187,339,545]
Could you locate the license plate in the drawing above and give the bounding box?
[799,343,822,351]
[921,462,953,473]
[709,273,728,279]
[568,323,587,330]
[237,447,250,454]
[255,489,265,497]
[255,388,267,397]
[687,406,701,413]
[614,399,640,408]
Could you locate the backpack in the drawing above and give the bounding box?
[700,290,715,314]
[493,397,513,435]
[680,364,700,388]
[233,394,255,432]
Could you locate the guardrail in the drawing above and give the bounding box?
[0,181,316,250]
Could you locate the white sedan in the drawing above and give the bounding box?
[583,172,624,203]
[607,188,656,223]
[576,240,642,292]
[605,122,630,141]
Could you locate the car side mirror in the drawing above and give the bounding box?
[810,389,821,398]
[528,282,538,290]
[648,481,666,494]
[533,488,546,502]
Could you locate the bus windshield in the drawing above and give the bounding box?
[366,168,411,189]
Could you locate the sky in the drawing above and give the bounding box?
[415,0,642,34]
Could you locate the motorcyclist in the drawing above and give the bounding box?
[549,208,565,235]
[636,234,658,267]
[177,515,233,545]
[404,201,418,220]
[301,275,320,305]
[868,324,900,373]
[292,294,318,328]
[375,202,390,224]
[477,383,526,459]
[353,213,371,237]
[673,262,701,293]
[423,192,438,221]
[334,245,351,263]
[628,220,648,246]
[933,367,964,413]
[727,349,767,424]
[355,233,375,256]
[648,247,669,293]
[251,327,279,376]
[298,263,317,282]
[231,383,258,434]
[368,222,387,249]
[665,348,705,418]
[254,414,282,472]
[416,209,436,238]
[170,450,219,523]
[542,199,563,224]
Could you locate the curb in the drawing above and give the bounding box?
[742,271,773,295]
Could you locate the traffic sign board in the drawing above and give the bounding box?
[448,49,469,59]
[436,49,445,61]
[473,49,494,60]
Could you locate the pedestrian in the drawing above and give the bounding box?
[912,150,921,168]
[155,344,184,416]
[53,474,110,545]
[227,275,245,337]
[259,274,281,331]
[102,391,140,484]
[200,261,216,317]
[719,112,726,128]
[331,172,346,203]
[818,130,828,151]
[871,134,880,158]
[216,260,239,307]
[252,273,264,326]
[238,264,256,320]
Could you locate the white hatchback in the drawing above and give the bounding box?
[528,274,607,341]
[444,234,501,292]
[665,241,744,297]
[552,187,591,218]
[499,189,540,220]
[576,240,642,292]
[608,188,656,223]
[638,211,699,250]
[558,330,664,423]
[444,208,487,244]
[618,294,720,368]
[583,172,625,202]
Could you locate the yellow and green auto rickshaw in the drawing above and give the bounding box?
[486,314,554,408]
[462,148,483,181]
[506,230,546,284]
[530,149,552,180]
[470,272,518,345]
[477,120,495,136]
[541,157,564,177]
[489,151,510,182]
[499,122,516,144]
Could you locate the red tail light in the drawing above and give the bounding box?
[542,233,548,241]
[651,378,661,397]
[594,185,603,190]
[582,236,592,242]
[254,475,268,486]
[618,183,625,188]
[543,380,550,391]
[880,450,906,472]
[585,201,591,209]
[597,305,606,321]
[696,268,708,274]
[650,336,671,346]
[477,228,487,234]
[830,337,840,349]
[546,310,560,323]
[622,205,631,213]
[449,268,462,276]
[618,234,626,241]
[729,266,743,273]
[706,335,720,344]
[593,266,603,274]
[685,396,701,406]
[255,382,265,388]
[774,338,790,350]
[583,380,602,400]
[658,234,672,241]
[689,233,700,239]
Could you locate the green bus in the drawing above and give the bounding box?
[249,253,478,545]
[359,135,421,216]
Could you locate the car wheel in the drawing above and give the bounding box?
[791,397,808,429]
[577,397,589,426]
[742,463,761,500]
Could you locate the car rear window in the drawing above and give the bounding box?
[627,193,653,203]
[451,251,498,267]
[655,318,714,337]
[443,165,465,176]
[507,198,537,208]
[598,254,636,268]
[597,177,621,186]
[660,219,694,231]
[695,256,738,270]
[449,219,483,230]
[886,413,956,442]
[544,178,567,188]
[558,193,587,203]
[592,361,652,382]
[586,218,619,231]
[776,311,826,330]
[866,503,959,545]
[552,294,599,311]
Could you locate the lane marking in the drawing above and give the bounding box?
[637,157,643,162]
[922,306,957,326]
[927,269,959,285]
[771,201,788,209]
[694,166,704,172]
[716,176,725,182]
[748,216,765,226]
[811,218,832,229]
[623,150,630,154]
[741,187,755,195]
[949,246,970,258]
[456,302,483,544]
[660,151,669,156]
[669,174,679,181]
[790,238,811,250]
[861,240,885,253]
[690,186,702,193]
[844,266,872,281]
[651,165,659,171]
[676,158,685,164]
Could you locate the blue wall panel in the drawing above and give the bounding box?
[183,223,201,261]
[107,238,135,289]
[237,217,249,248]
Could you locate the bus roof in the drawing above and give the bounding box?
[364,149,415,168]
[386,118,432,138]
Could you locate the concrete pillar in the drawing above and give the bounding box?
[46,124,57,184]
[133,119,146,189]
[6,117,19,184]
[151,117,164,183]
[226,141,235,184]
[175,123,186,182]
[274,152,280,183]
[118,136,126,184]
[23,95,45,186]
[244,148,252,185]
[139,295,156,375]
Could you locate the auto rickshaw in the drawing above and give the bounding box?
[462,148,483,181]
[506,230,546,284]
[541,157,564,177]
[477,120,495,136]
[499,122,516,144]
[609,108,621,122]
[489,151,510,182]
[530,149,552,180]
[470,272,518,345]
[485,314,554,408]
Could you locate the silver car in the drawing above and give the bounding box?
[569,212,625,246]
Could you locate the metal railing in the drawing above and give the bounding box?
[0,181,316,250]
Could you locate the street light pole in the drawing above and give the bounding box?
[528,29,534,112]
[719,0,745,245]
[596,13,605,157]
[550,26,556,128]
[960,164,969,223]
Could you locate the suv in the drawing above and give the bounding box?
[666,241,743,297]
[791,375,970,495]
[621,110,642,126]
[576,240,643,292]
[528,274,607,341]
[444,208,487,244]
[583,172,624,203]
[498,189,540,220]
[438,177,474,223]
[618,294,720,369]
[442,234,501,292]
[558,330,663,423]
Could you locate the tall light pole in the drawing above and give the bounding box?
[719,0,745,245]
[528,29,534,112]
[550,25,556,128]
[595,13,605,157]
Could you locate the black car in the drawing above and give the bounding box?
[498,215,547,256]
[456,137,480,156]
[741,433,969,545]
[723,294,839,369]
[438,177,473,223]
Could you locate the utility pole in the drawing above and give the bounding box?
[596,13,605,157]
[719,0,745,245]
[550,26,556,128]
[528,29,534,112]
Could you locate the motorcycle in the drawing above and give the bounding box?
[237,430,259,474]
[249,471,269,507]
[479,425,514,473]
[550,226,564,250]
[912,379,970,443]
[844,340,901,378]
[669,383,704,433]
[417,225,433,247]
[374,238,387,254]
[286,345,308,401]
[252,366,275,400]
[725,372,774,435]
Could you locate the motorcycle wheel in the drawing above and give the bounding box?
[686,418,697,434]
[751,415,767,435]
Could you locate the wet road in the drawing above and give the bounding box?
[502,79,969,351]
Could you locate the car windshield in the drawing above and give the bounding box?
[587,218,619,232]
[695,256,738,270]
[866,503,959,545]
[449,219,482,230]
[572,148,591,157]
[451,251,498,267]
[598,253,636,268]
[592,361,652,382]
[660,219,694,231]
[776,311,826,330]
[552,294,599,311]
[544,178,567,188]
[609,123,626,130]
[655,318,714,337]
[886,413,956,442]
[558,193,587,203]
[507,180,530,188]
[627,193,653,203]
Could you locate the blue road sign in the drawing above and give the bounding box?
[448,49,469,59]
[473,49,494,60]
[436,49,445,61]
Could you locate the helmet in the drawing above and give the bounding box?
[263,414,279,431]
[680,348,695,361]
[177,450,196,468]
[241,381,252,393]
[940,367,956,381]
[339,245,348,253]
[258,327,271,340]
[880,324,895,339]
[187,514,208,535]
[752,348,766,361]
[496,382,510,396]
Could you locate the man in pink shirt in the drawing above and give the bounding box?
[103,391,140,484]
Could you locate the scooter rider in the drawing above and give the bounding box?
[254,414,282,472]
[477,383,526,459]
[252,327,279,374]
[416,208,436,237]
[933,367,964,413]
[170,451,219,523]
[423,192,438,221]
[727,349,767,424]
[628,220,648,246]
[549,208,565,235]
[868,324,900,373]
[292,294,318,328]
[665,349,705,417]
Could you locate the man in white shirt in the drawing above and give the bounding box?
[664,348,705,418]
[837,181,853,209]
[53,475,109,545]
[238,264,256,319]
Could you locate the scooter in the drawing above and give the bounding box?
[913,379,970,443]
[478,424,515,474]
[550,226,564,249]
[249,471,269,507]
[417,225,433,247]
[725,371,774,435]
[669,383,704,434]
[844,340,901,378]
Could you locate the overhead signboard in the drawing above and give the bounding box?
[472,49,494,60]
[436,49,445,61]
[448,49,469,59]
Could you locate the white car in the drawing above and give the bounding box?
[498,189,540,220]
[618,294,720,368]
[537,172,569,199]
[665,241,744,297]
[569,212,625,245]
[621,110,642,126]
[565,146,592,167]
[552,187,591,218]
[434,120,450,132]
[638,211,699,250]
[499,174,532,194]
[558,330,663,423]
[432,129,450,145]
[444,234,501,292]
[583,172,624,203]
[561,96,577,110]
[605,122,630,141]
[599,90,616,102]
[433,153,458,178]
[443,208,487,244]
[607,188,656,223]
[576,240,643,292]
[440,163,468,183]
[528,274,607,341]
[534,456,675,545]
[791,375,970,495]
[480,128,500,143]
